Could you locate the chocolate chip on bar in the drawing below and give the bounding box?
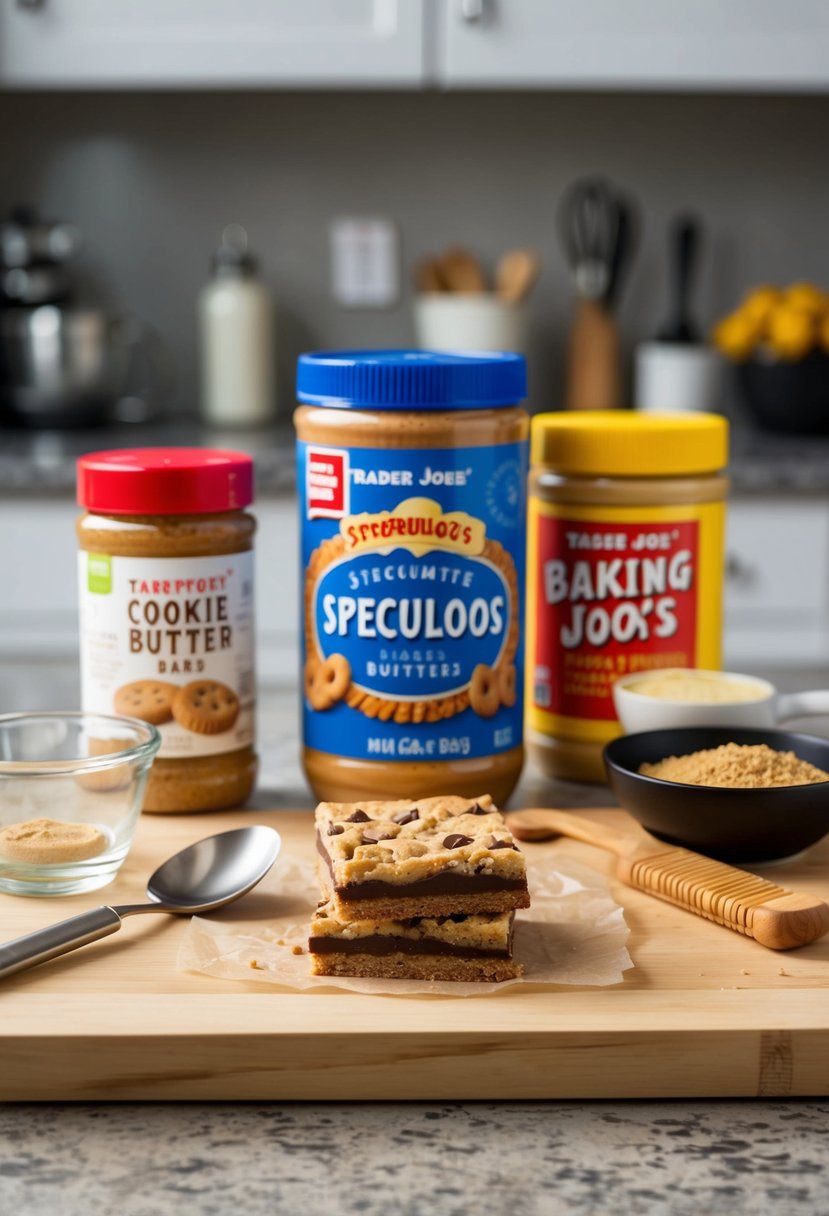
[442,834,472,849]
[362,828,396,844]
[314,794,530,922]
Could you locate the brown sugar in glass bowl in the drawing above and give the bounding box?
[76,448,258,813]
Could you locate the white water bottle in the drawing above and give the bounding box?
[199,224,275,426]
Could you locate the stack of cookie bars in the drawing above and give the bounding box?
[309,794,530,982]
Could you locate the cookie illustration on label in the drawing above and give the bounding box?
[469,664,500,718]
[496,663,517,709]
[306,653,351,711]
[114,679,178,725]
[172,680,240,735]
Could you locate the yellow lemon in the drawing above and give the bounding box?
[767,305,816,360]
[712,311,760,361]
[783,282,828,317]
[741,285,781,331]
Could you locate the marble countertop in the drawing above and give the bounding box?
[1,667,828,1215]
[2,416,829,497]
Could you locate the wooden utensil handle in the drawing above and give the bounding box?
[507,808,829,951]
[507,808,643,855]
[564,299,621,411]
[621,847,829,951]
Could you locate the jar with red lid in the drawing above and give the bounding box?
[76,448,257,812]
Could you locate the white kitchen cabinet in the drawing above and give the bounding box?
[0,494,824,685]
[6,0,829,92]
[0,0,425,88]
[724,499,829,668]
[438,0,829,91]
[0,497,299,683]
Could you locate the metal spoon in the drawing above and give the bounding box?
[0,825,281,980]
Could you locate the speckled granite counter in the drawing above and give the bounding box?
[1,1100,828,1215]
[1,670,828,1216]
[2,418,829,497]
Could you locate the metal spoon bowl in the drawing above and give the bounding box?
[0,825,281,979]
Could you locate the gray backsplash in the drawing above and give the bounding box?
[2,89,829,414]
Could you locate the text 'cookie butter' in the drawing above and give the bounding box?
[76,447,257,813]
[295,349,529,805]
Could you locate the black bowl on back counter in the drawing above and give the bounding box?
[603,727,829,864]
[736,352,829,435]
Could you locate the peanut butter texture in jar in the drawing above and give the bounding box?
[76,448,257,812]
[527,411,729,783]
[295,350,529,805]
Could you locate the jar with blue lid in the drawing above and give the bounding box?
[294,349,529,805]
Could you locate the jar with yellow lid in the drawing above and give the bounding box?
[526,411,729,782]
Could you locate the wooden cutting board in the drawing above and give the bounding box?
[1,807,828,1101]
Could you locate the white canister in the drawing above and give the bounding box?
[634,341,724,414]
[414,294,529,355]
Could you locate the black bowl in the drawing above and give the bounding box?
[603,727,829,864]
[736,352,829,435]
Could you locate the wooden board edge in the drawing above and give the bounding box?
[1,1027,825,1101]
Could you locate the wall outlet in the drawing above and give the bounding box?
[330,217,399,308]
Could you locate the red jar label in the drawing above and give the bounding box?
[532,516,699,721]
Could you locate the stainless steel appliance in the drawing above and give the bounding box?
[0,207,170,426]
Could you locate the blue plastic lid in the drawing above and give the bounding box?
[296,349,527,411]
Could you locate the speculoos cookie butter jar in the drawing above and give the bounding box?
[294,349,529,805]
[76,448,257,812]
[526,411,729,783]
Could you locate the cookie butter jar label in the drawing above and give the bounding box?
[78,552,255,758]
[299,441,527,762]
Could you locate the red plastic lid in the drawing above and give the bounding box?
[77,448,254,515]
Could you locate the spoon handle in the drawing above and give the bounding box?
[0,906,123,980]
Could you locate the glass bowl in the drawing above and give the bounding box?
[0,712,161,896]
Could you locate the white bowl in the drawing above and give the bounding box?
[613,667,797,734]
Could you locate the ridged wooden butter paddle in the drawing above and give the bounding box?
[506,809,829,951]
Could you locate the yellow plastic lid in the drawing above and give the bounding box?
[531,411,729,477]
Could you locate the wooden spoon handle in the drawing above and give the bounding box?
[621,846,829,951]
[507,808,829,950]
[564,299,621,410]
[506,808,649,856]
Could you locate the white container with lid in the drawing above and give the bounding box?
[199,224,275,427]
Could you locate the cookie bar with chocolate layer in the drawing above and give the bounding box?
[309,900,522,983]
[314,794,530,920]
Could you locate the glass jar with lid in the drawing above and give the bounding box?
[295,349,529,805]
[526,411,729,783]
[76,447,257,812]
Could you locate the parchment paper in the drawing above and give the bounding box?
[178,852,632,996]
